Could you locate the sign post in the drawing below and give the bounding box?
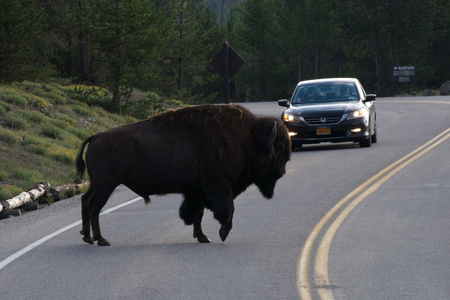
[392,66,415,94]
[330,49,348,77]
[211,41,244,103]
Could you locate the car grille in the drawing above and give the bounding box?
[304,115,342,125]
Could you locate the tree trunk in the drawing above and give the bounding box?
[0,183,49,214]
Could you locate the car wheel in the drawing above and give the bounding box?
[291,141,303,150]
[371,124,377,143]
[359,136,372,147]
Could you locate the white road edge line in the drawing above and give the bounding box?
[0,196,143,271]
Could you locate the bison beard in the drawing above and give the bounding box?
[76,104,291,246]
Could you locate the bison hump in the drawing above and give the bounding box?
[147,104,254,128]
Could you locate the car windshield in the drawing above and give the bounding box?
[291,82,360,104]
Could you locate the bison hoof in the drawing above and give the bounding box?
[97,239,111,246]
[82,236,94,244]
[219,228,230,242]
[197,236,211,243]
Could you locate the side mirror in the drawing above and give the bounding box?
[364,94,376,102]
[278,99,289,107]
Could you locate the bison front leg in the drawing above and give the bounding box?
[193,210,211,243]
[179,195,210,243]
[210,189,235,242]
[218,204,234,242]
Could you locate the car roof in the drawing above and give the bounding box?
[296,78,359,86]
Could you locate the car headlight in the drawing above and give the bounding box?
[283,113,305,123]
[346,108,368,120]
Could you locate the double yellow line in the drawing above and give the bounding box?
[297,128,450,300]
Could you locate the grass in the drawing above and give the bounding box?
[0,81,181,201]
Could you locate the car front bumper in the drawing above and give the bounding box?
[283,118,370,145]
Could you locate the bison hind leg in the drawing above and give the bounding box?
[81,189,94,244]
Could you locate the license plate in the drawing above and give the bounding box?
[316,127,331,135]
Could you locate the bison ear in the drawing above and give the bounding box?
[254,119,278,156]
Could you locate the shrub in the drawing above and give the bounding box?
[10,168,44,189]
[67,127,91,140]
[51,119,68,129]
[41,90,67,105]
[47,145,76,164]
[0,185,23,201]
[49,93,67,105]
[21,133,45,146]
[0,101,12,112]
[58,132,82,149]
[17,92,49,109]
[5,113,29,130]
[17,110,47,124]
[40,123,63,139]
[16,80,41,92]
[27,144,48,155]
[72,105,92,116]
[0,170,8,181]
[0,127,19,144]
[4,94,28,106]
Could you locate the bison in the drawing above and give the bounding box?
[76,104,291,246]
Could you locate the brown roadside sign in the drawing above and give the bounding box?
[211,42,244,79]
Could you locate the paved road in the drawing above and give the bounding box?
[1,97,449,299]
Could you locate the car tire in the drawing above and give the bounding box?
[291,141,303,150]
[371,125,377,143]
[359,136,372,147]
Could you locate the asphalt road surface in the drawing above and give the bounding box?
[1,96,449,300]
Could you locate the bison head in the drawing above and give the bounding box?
[252,118,291,199]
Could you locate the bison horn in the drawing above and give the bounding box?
[270,121,277,143]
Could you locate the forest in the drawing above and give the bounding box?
[1,0,450,108]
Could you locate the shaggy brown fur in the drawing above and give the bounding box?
[76,104,291,246]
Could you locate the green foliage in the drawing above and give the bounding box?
[72,105,93,117]
[47,145,76,164]
[0,185,23,201]
[0,127,19,144]
[0,80,151,200]
[123,91,167,119]
[1,0,450,103]
[232,0,285,101]
[27,144,48,155]
[0,101,12,113]
[3,94,28,106]
[22,110,47,123]
[68,86,113,111]
[5,112,30,130]
[40,123,64,139]
[12,168,43,184]
[0,0,52,83]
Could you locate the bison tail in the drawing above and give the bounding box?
[76,136,94,180]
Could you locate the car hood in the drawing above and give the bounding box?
[287,102,362,117]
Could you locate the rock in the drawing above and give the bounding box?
[439,80,450,95]
[423,89,436,96]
